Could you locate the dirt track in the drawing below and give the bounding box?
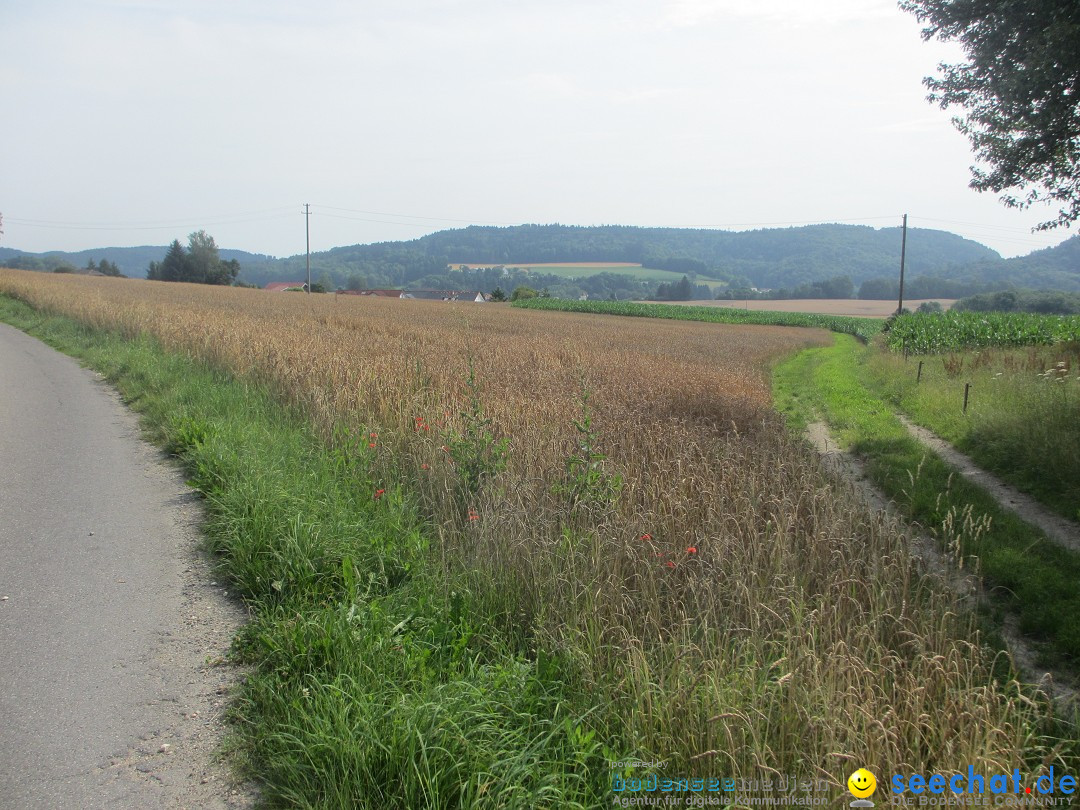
[805,419,1079,706]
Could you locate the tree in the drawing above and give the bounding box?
[344,272,368,291]
[84,258,122,277]
[146,232,239,285]
[489,286,507,302]
[98,259,122,277]
[859,277,899,300]
[148,240,188,282]
[315,271,334,292]
[510,285,537,301]
[901,0,1080,229]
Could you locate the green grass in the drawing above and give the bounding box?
[0,295,611,809]
[774,333,1080,669]
[865,346,1080,522]
[513,297,882,341]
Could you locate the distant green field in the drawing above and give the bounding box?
[512,297,882,342]
[454,262,727,288]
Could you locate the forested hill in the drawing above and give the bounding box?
[423,223,996,284]
[0,245,271,278]
[941,234,1080,291]
[8,224,1079,294]
[247,223,1000,290]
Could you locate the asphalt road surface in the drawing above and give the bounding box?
[0,323,252,809]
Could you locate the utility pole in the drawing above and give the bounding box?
[897,213,908,314]
[303,203,311,294]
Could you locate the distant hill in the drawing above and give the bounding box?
[4,224,1077,296]
[0,245,273,278]
[948,234,1080,291]
[238,223,1002,291]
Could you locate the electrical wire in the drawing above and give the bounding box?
[5,207,299,232]
[310,204,519,226]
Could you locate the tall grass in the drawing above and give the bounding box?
[868,344,1080,521]
[777,333,1080,666]
[0,270,1070,803]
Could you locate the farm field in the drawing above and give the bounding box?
[883,309,1080,352]
[0,269,1072,807]
[514,296,883,341]
[653,297,958,318]
[453,261,727,286]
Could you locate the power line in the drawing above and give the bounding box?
[691,215,902,229]
[316,212,472,228]
[6,211,297,232]
[310,203,519,226]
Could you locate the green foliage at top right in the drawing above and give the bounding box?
[884,310,1080,353]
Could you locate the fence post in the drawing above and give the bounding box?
[917,360,923,383]
[963,382,971,414]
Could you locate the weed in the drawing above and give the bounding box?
[553,384,622,515]
[442,359,509,497]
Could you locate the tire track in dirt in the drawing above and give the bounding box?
[805,421,1078,708]
[896,414,1080,554]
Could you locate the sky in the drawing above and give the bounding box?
[2,0,1076,260]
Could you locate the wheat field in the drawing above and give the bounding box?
[0,269,1064,789]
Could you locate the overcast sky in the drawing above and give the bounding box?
[2,0,1075,260]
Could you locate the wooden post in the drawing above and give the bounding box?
[917,360,924,382]
[963,382,971,413]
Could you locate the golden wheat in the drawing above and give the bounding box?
[0,269,1061,787]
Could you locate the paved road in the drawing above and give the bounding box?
[0,323,251,809]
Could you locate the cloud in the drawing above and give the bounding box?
[662,0,896,28]
[869,117,950,134]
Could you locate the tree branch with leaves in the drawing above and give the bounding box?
[901,0,1080,230]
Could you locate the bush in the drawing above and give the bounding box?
[510,285,537,301]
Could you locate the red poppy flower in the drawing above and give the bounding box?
[368,442,376,449]
[373,489,386,499]
[686,546,697,554]
[640,533,652,541]
[666,561,676,568]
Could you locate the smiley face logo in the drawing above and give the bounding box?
[847,768,877,799]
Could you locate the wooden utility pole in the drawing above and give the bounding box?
[897,213,908,314]
[304,203,311,293]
